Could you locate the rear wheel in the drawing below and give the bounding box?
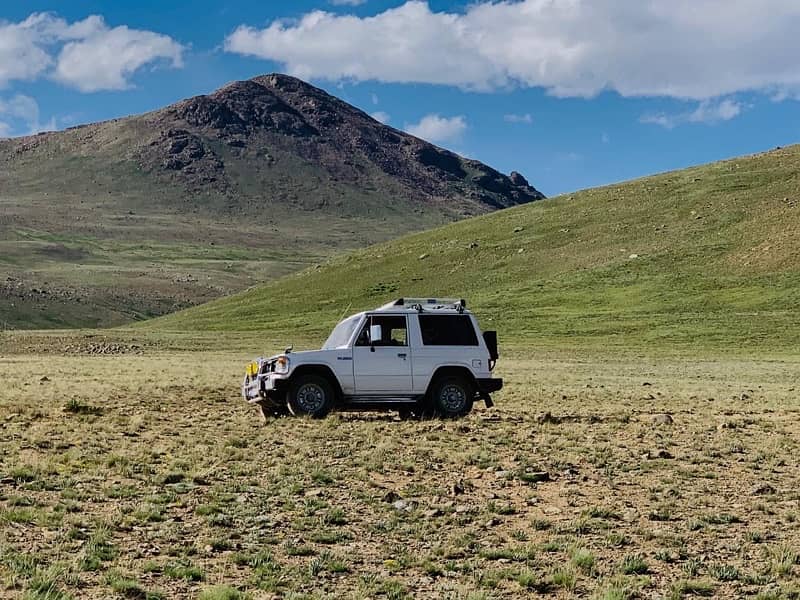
[287,374,334,418]
[431,375,475,418]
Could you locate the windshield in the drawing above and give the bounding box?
[322,314,362,350]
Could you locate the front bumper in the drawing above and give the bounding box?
[241,374,289,404]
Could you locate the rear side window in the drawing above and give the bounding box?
[419,315,479,346]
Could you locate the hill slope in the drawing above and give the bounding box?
[150,145,800,352]
[0,74,542,329]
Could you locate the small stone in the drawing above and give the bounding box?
[423,508,442,518]
[751,483,776,496]
[382,490,401,503]
[536,412,560,425]
[418,253,429,260]
[622,510,638,523]
[517,248,524,254]
[452,480,466,496]
[629,253,639,259]
[484,518,500,527]
[40,376,50,382]
[514,226,524,233]
[524,471,551,483]
[652,414,674,426]
[392,499,412,512]
[468,242,479,249]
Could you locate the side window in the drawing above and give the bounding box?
[419,315,479,346]
[355,315,408,347]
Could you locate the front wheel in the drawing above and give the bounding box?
[287,374,334,418]
[431,376,475,418]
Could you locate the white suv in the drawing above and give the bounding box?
[242,298,502,419]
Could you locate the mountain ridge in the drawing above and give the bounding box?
[0,73,543,329]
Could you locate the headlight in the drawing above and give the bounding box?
[274,356,289,374]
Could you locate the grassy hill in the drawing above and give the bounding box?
[148,145,800,353]
[0,74,541,329]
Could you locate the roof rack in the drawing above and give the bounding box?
[392,298,467,312]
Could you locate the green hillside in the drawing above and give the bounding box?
[148,146,800,352]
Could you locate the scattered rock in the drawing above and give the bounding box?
[622,510,638,523]
[536,412,561,425]
[392,499,413,512]
[751,483,776,496]
[521,471,551,483]
[513,226,524,233]
[629,253,639,259]
[652,414,674,426]
[423,508,442,518]
[452,480,466,496]
[646,449,674,459]
[468,242,479,249]
[418,253,429,260]
[382,490,401,503]
[39,376,50,382]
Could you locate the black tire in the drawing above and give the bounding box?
[287,374,334,418]
[430,375,475,418]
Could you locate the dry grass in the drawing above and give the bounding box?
[2,345,799,599]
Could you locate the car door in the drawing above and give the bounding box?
[352,314,413,394]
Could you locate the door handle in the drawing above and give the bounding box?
[397,353,407,358]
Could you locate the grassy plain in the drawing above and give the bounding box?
[2,331,799,599]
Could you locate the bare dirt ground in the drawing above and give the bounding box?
[1,341,799,599]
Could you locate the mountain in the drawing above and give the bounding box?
[148,145,800,353]
[0,74,543,329]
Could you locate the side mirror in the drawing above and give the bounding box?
[369,324,382,346]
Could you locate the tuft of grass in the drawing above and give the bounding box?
[197,585,250,600]
[668,579,715,598]
[63,399,103,416]
[105,571,164,600]
[709,563,740,582]
[571,548,597,574]
[550,566,577,591]
[620,554,649,575]
[163,560,204,582]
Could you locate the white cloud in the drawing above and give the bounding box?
[224,0,800,101]
[371,110,390,124]
[55,24,184,92]
[406,114,466,144]
[0,94,56,137]
[641,99,743,129]
[370,92,379,105]
[0,12,183,92]
[504,113,532,124]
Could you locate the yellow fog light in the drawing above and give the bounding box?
[246,362,259,377]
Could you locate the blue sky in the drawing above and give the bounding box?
[1,1,799,196]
